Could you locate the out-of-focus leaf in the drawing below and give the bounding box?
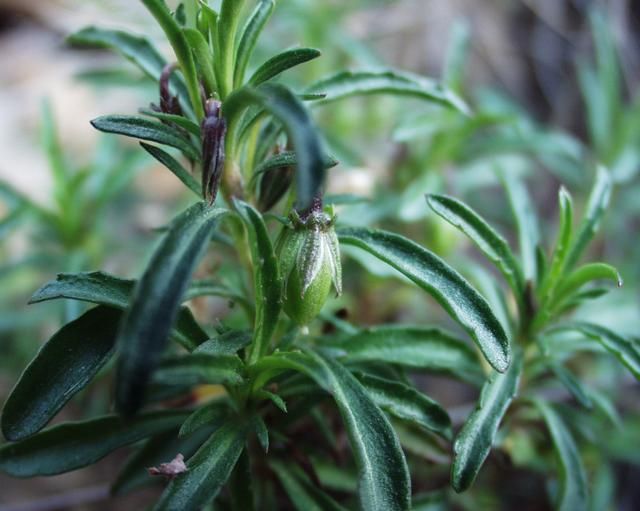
[1,306,121,441]
[534,400,588,511]
[194,330,253,356]
[0,411,189,477]
[564,166,612,270]
[338,227,510,372]
[270,460,348,511]
[115,203,228,415]
[499,170,540,283]
[550,364,592,409]
[91,115,200,161]
[451,353,523,492]
[306,70,469,114]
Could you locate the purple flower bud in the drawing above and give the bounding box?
[201,99,227,204]
[153,63,182,116]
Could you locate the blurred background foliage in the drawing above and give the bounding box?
[0,0,638,509]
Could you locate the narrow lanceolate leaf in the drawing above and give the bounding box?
[153,354,244,387]
[216,0,249,98]
[234,0,275,87]
[538,187,574,301]
[233,200,282,363]
[499,171,540,283]
[451,353,523,492]
[270,460,348,511]
[249,48,321,86]
[223,84,325,209]
[29,271,208,350]
[183,28,216,94]
[140,142,201,196]
[559,322,640,380]
[1,306,121,441]
[327,326,481,382]
[565,166,612,271]
[252,151,338,188]
[550,364,592,409]
[426,194,524,295]
[339,228,510,372]
[66,26,189,105]
[140,0,203,118]
[194,330,253,356]
[552,263,622,308]
[179,401,230,438]
[534,400,588,511]
[357,373,452,440]
[0,411,189,477]
[138,109,201,137]
[154,420,249,511]
[91,116,200,161]
[116,203,228,415]
[254,351,411,511]
[305,70,469,114]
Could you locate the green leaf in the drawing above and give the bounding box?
[67,26,190,106]
[550,364,592,409]
[534,400,588,511]
[538,187,574,301]
[91,115,200,161]
[140,142,201,196]
[234,0,275,87]
[255,389,287,413]
[115,203,228,415]
[153,353,244,386]
[40,99,68,208]
[251,151,338,189]
[270,460,348,511]
[499,171,540,283]
[305,70,469,113]
[0,411,189,477]
[253,351,411,511]
[139,108,201,137]
[249,48,321,86]
[233,201,282,364]
[112,426,212,495]
[552,262,622,308]
[216,0,249,98]
[442,21,470,95]
[1,306,121,441]
[223,84,325,209]
[141,0,203,118]
[252,415,269,452]
[451,352,523,492]
[179,400,230,438]
[154,419,249,510]
[559,322,640,380]
[426,194,524,295]
[565,166,612,270]
[356,373,452,439]
[29,271,208,350]
[327,326,481,383]
[194,330,253,356]
[338,227,510,372]
[183,27,217,95]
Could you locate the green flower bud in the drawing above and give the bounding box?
[276,207,342,325]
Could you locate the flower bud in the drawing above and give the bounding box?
[201,99,227,204]
[276,206,342,325]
